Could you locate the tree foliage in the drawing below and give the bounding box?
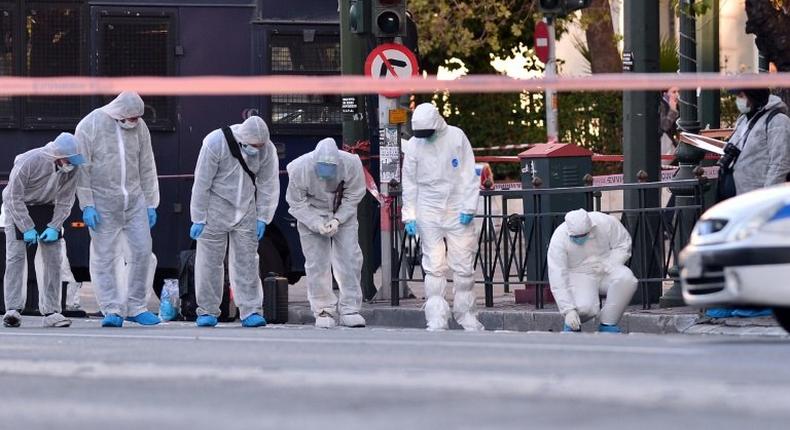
[408,0,624,179]
[408,0,543,73]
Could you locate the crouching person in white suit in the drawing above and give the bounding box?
[547,209,638,333]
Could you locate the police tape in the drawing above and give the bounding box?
[490,166,720,191]
[0,72,789,96]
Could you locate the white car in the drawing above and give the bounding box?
[679,183,790,332]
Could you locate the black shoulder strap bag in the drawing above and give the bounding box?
[221,126,257,192]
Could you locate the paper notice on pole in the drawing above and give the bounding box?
[379,127,401,183]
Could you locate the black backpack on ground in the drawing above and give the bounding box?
[178,248,238,322]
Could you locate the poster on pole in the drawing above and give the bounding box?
[379,126,400,183]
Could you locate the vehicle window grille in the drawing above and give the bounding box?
[0,8,13,125]
[269,32,341,127]
[270,34,340,73]
[23,4,81,127]
[100,17,174,130]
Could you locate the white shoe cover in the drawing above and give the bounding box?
[456,313,484,331]
[339,313,366,328]
[425,296,450,331]
[42,313,72,328]
[315,311,337,329]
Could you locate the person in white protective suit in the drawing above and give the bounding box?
[2,133,85,328]
[286,138,367,329]
[189,116,279,328]
[402,103,483,331]
[547,209,638,333]
[75,92,161,328]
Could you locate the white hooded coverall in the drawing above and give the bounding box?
[75,92,159,318]
[190,116,280,320]
[285,138,366,317]
[401,103,482,330]
[3,139,79,315]
[547,210,638,326]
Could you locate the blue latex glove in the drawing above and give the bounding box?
[39,227,59,243]
[257,220,266,240]
[404,220,417,237]
[190,223,205,240]
[83,206,100,230]
[22,229,38,244]
[147,208,157,228]
[459,213,474,225]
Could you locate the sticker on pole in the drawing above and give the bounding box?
[365,43,419,98]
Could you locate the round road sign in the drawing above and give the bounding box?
[364,43,419,98]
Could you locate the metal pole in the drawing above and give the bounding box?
[661,0,702,308]
[697,0,720,130]
[377,95,399,301]
[341,0,378,301]
[623,0,662,306]
[545,16,558,143]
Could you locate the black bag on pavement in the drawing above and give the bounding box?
[178,249,238,322]
[263,274,288,324]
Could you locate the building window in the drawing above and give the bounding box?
[99,15,175,131]
[269,32,341,128]
[0,7,14,127]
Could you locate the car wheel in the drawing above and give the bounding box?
[773,307,790,334]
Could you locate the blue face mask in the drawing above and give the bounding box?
[240,144,258,156]
[570,234,589,246]
[315,162,337,180]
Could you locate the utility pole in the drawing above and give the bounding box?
[623,0,662,306]
[697,0,720,130]
[545,17,558,142]
[341,0,378,301]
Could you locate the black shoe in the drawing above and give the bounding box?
[3,310,22,328]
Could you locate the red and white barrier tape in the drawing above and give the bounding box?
[0,72,788,96]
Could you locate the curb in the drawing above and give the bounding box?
[287,305,720,335]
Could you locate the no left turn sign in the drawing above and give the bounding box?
[364,43,419,98]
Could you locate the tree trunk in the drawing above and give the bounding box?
[582,0,622,73]
[745,0,790,106]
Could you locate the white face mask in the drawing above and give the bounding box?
[736,97,751,114]
[58,163,75,173]
[118,120,139,130]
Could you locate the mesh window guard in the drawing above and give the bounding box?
[0,8,13,125]
[24,4,81,127]
[100,17,174,130]
[269,33,341,127]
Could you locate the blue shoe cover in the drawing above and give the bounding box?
[196,314,218,327]
[126,311,161,325]
[598,324,622,333]
[705,307,735,318]
[101,313,124,327]
[241,313,267,328]
[731,308,773,318]
[562,324,580,332]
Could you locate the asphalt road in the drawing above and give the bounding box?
[1,317,789,430]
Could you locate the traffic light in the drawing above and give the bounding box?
[372,0,406,38]
[539,0,591,16]
[349,0,370,34]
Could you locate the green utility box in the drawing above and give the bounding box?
[519,144,593,303]
[519,143,594,208]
